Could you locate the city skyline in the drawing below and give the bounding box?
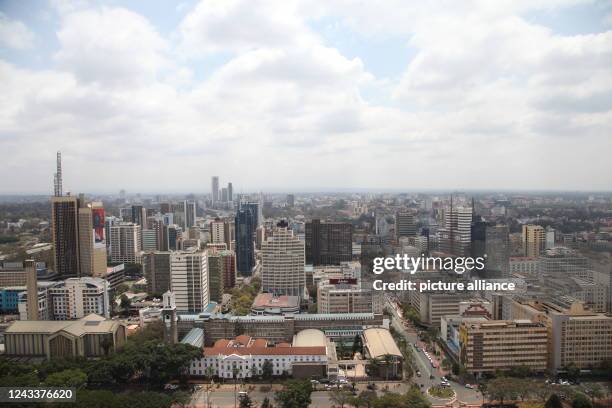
[1,1,612,193]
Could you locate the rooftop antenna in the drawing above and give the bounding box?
[53,151,62,197]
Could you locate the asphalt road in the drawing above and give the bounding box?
[385,295,483,405]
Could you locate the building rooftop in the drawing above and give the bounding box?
[204,335,326,357]
[293,329,327,348]
[5,314,121,336]
[252,293,300,309]
[362,328,402,359]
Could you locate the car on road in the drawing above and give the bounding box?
[416,371,421,377]
[465,384,474,389]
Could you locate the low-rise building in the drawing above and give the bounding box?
[4,313,127,359]
[189,333,328,379]
[459,320,548,375]
[317,278,382,314]
[251,293,300,315]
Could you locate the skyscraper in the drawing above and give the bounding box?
[51,195,79,278]
[143,251,171,295]
[395,210,417,238]
[77,198,107,277]
[109,223,142,264]
[286,194,295,207]
[522,225,546,257]
[211,176,219,203]
[235,204,256,276]
[131,205,146,228]
[183,200,196,229]
[305,219,353,265]
[227,182,233,202]
[261,226,305,297]
[472,218,510,278]
[53,151,62,197]
[438,201,472,257]
[170,249,209,313]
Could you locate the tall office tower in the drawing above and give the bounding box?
[486,225,510,277]
[305,219,353,265]
[109,223,142,264]
[235,204,256,276]
[25,260,38,320]
[167,224,181,251]
[211,176,219,203]
[160,202,171,214]
[51,195,79,278]
[170,249,209,313]
[438,202,472,257]
[210,219,226,243]
[220,250,236,290]
[227,183,233,202]
[143,252,171,295]
[76,198,108,277]
[183,200,196,229]
[261,227,305,297]
[522,225,546,257]
[91,202,107,277]
[119,207,132,222]
[286,194,295,207]
[131,205,146,228]
[207,252,225,303]
[243,202,260,229]
[221,187,228,202]
[53,151,62,197]
[142,229,158,251]
[395,210,417,238]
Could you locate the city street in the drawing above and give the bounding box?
[385,295,483,406]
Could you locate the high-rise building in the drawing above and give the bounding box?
[211,176,219,203]
[51,196,79,277]
[261,227,305,297]
[143,252,171,295]
[170,249,209,313]
[438,203,472,257]
[142,229,158,251]
[76,199,107,277]
[109,223,142,264]
[210,219,226,244]
[53,151,63,197]
[227,183,233,202]
[184,200,196,229]
[395,210,417,238]
[221,188,228,202]
[235,204,256,276]
[305,220,353,265]
[286,194,295,207]
[522,225,546,258]
[207,253,225,303]
[131,205,146,228]
[472,220,509,278]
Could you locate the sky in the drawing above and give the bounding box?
[0,0,611,194]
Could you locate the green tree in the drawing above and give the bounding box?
[274,380,312,408]
[572,392,593,408]
[262,359,274,380]
[120,294,131,311]
[352,390,377,408]
[239,393,254,408]
[261,396,272,408]
[45,368,88,389]
[580,383,604,405]
[329,389,353,408]
[545,394,563,408]
[564,362,581,381]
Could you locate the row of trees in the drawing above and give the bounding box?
[484,377,607,407]
[253,381,431,408]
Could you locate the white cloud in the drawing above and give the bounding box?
[0,0,610,193]
[0,13,35,50]
[54,7,169,86]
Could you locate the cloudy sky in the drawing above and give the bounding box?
[1,0,611,194]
